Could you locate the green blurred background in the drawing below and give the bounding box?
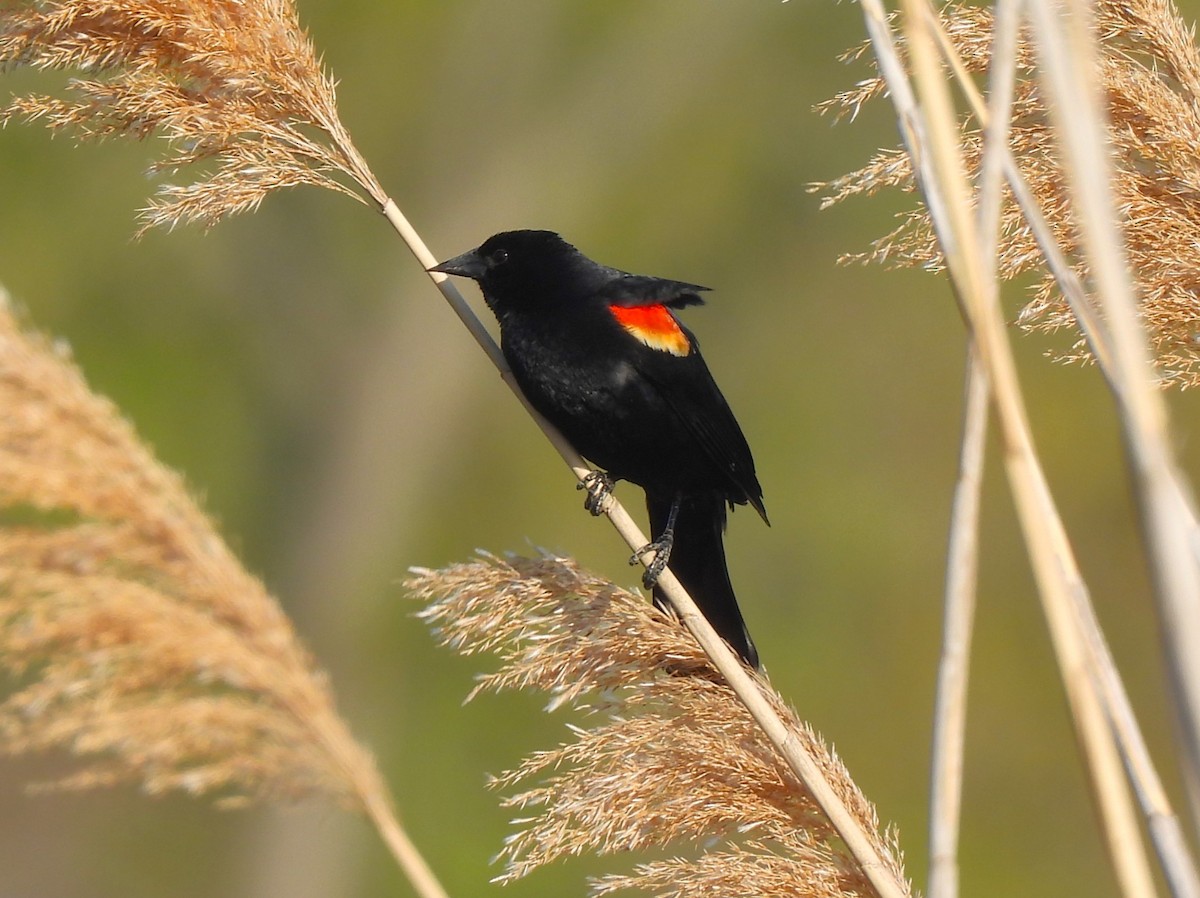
[2,1,1199,895]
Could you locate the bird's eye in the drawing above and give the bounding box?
[489,249,510,266]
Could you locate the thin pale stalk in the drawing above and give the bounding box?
[871,0,1156,893]
[927,11,1018,892]
[927,347,987,898]
[1027,0,1200,837]
[1075,577,1200,898]
[361,791,451,898]
[970,0,1020,269]
[384,201,510,374]
[379,198,912,898]
[290,692,451,898]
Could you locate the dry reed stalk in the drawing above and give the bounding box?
[839,0,1200,895]
[927,348,986,898]
[0,292,448,898]
[407,552,911,898]
[927,12,1020,889]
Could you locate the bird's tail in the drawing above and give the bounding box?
[646,490,759,669]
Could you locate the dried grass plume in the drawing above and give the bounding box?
[818,0,1200,387]
[408,553,911,898]
[0,0,385,231]
[0,289,383,808]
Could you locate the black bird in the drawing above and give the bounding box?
[431,230,767,668]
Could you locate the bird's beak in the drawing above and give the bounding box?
[428,248,486,280]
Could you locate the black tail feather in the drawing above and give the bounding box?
[646,490,759,669]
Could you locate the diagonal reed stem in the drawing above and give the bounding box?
[301,709,451,898]
[927,347,986,898]
[927,8,1018,892]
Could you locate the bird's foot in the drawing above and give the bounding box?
[577,470,616,516]
[631,493,682,588]
[631,527,675,589]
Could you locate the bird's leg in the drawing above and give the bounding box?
[577,469,616,516]
[632,493,681,588]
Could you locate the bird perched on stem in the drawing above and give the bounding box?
[431,230,767,668]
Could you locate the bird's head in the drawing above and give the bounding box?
[430,230,592,316]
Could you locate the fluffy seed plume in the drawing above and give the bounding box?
[0,290,384,808]
[408,553,910,898]
[817,0,1200,387]
[0,0,384,232]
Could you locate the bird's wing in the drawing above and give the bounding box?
[598,276,709,358]
[595,273,710,310]
[596,276,766,520]
[636,342,768,522]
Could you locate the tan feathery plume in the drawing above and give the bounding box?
[408,553,911,898]
[0,0,385,231]
[817,0,1200,388]
[0,291,447,898]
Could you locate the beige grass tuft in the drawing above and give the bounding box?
[0,0,384,232]
[0,291,375,806]
[0,291,449,897]
[408,553,910,898]
[818,0,1200,388]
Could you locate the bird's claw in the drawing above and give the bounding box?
[577,470,615,516]
[631,530,675,589]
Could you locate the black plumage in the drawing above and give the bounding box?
[432,230,766,667]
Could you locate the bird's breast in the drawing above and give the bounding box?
[501,316,653,418]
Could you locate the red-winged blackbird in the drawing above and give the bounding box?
[431,230,767,668]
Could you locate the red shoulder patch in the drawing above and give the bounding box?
[608,304,690,357]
